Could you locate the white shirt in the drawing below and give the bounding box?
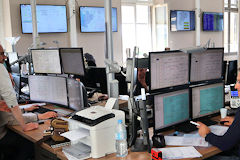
[0,63,18,108]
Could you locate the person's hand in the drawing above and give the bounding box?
[197,122,211,138]
[23,122,38,132]
[38,111,58,120]
[24,105,39,112]
[0,100,11,112]
[221,116,234,126]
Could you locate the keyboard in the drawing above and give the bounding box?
[176,119,218,133]
[34,107,54,114]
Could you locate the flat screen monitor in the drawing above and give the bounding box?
[170,10,195,31]
[31,49,62,74]
[203,12,223,31]
[150,51,189,92]
[6,52,20,74]
[67,78,85,111]
[80,6,117,32]
[20,4,67,33]
[28,75,68,106]
[59,48,85,76]
[190,48,223,82]
[154,89,190,131]
[192,83,224,119]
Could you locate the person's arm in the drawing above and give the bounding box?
[10,106,38,131]
[205,110,240,151]
[0,64,38,131]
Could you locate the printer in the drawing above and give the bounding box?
[63,105,125,158]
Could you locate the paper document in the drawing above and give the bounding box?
[19,103,46,109]
[209,125,229,136]
[165,136,209,147]
[61,128,89,142]
[105,98,117,109]
[62,142,91,160]
[156,146,202,159]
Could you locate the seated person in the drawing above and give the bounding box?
[197,68,240,159]
[84,53,96,67]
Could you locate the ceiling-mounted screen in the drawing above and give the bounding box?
[170,10,195,31]
[80,6,117,32]
[20,4,67,33]
[203,12,223,31]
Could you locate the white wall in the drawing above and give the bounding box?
[6,0,122,67]
[163,0,224,50]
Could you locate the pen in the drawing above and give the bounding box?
[190,121,200,126]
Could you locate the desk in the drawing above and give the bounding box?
[8,105,222,160]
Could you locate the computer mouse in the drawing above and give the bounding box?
[220,121,229,125]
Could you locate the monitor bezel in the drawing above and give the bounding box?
[59,48,86,76]
[31,48,62,74]
[149,50,190,94]
[153,87,191,134]
[170,10,196,32]
[20,4,68,34]
[79,6,118,33]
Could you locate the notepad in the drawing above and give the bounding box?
[156,146,202,159]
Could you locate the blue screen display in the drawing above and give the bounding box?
[20,5,67,33]
[203,12,223,31]
[170,10,195,31]
[80,7,117,32]
[231,91,238,97]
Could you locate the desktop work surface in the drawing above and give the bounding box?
[7,105,222,160]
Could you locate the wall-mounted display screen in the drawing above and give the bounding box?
[80,6,117,32]
[203,12,223,31]
[170,10,195,31]
[20,4,67,33]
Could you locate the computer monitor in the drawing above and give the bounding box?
[59,48,85,76]
[67,78,88,111]
[192,82,224,119]
[190,48,223,83]
[203,12,223,31]
[154,89,190,132]
[170,10,195,31]
[223,60,237,85]
[6,52,20,74]
[31,49,62,74]
[20,4,67,33]
[80,6,117,32]
[28,75,68,106]
[150,51,189,92]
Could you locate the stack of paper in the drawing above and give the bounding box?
[165,136,209,147]
[156,146,202,159]
[62,142,91,160]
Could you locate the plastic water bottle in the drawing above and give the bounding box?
[115,119,128,157]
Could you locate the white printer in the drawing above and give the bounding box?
[63,105,125,159]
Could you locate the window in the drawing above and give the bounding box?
[224,0,238,54]
[121,4,152,62]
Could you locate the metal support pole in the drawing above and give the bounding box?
[30,0,40,49]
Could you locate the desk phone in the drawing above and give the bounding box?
[230,89,240,109]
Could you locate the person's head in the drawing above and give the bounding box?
[234,68,240,95]
[0,45,7,64]
[84,53,96,67]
